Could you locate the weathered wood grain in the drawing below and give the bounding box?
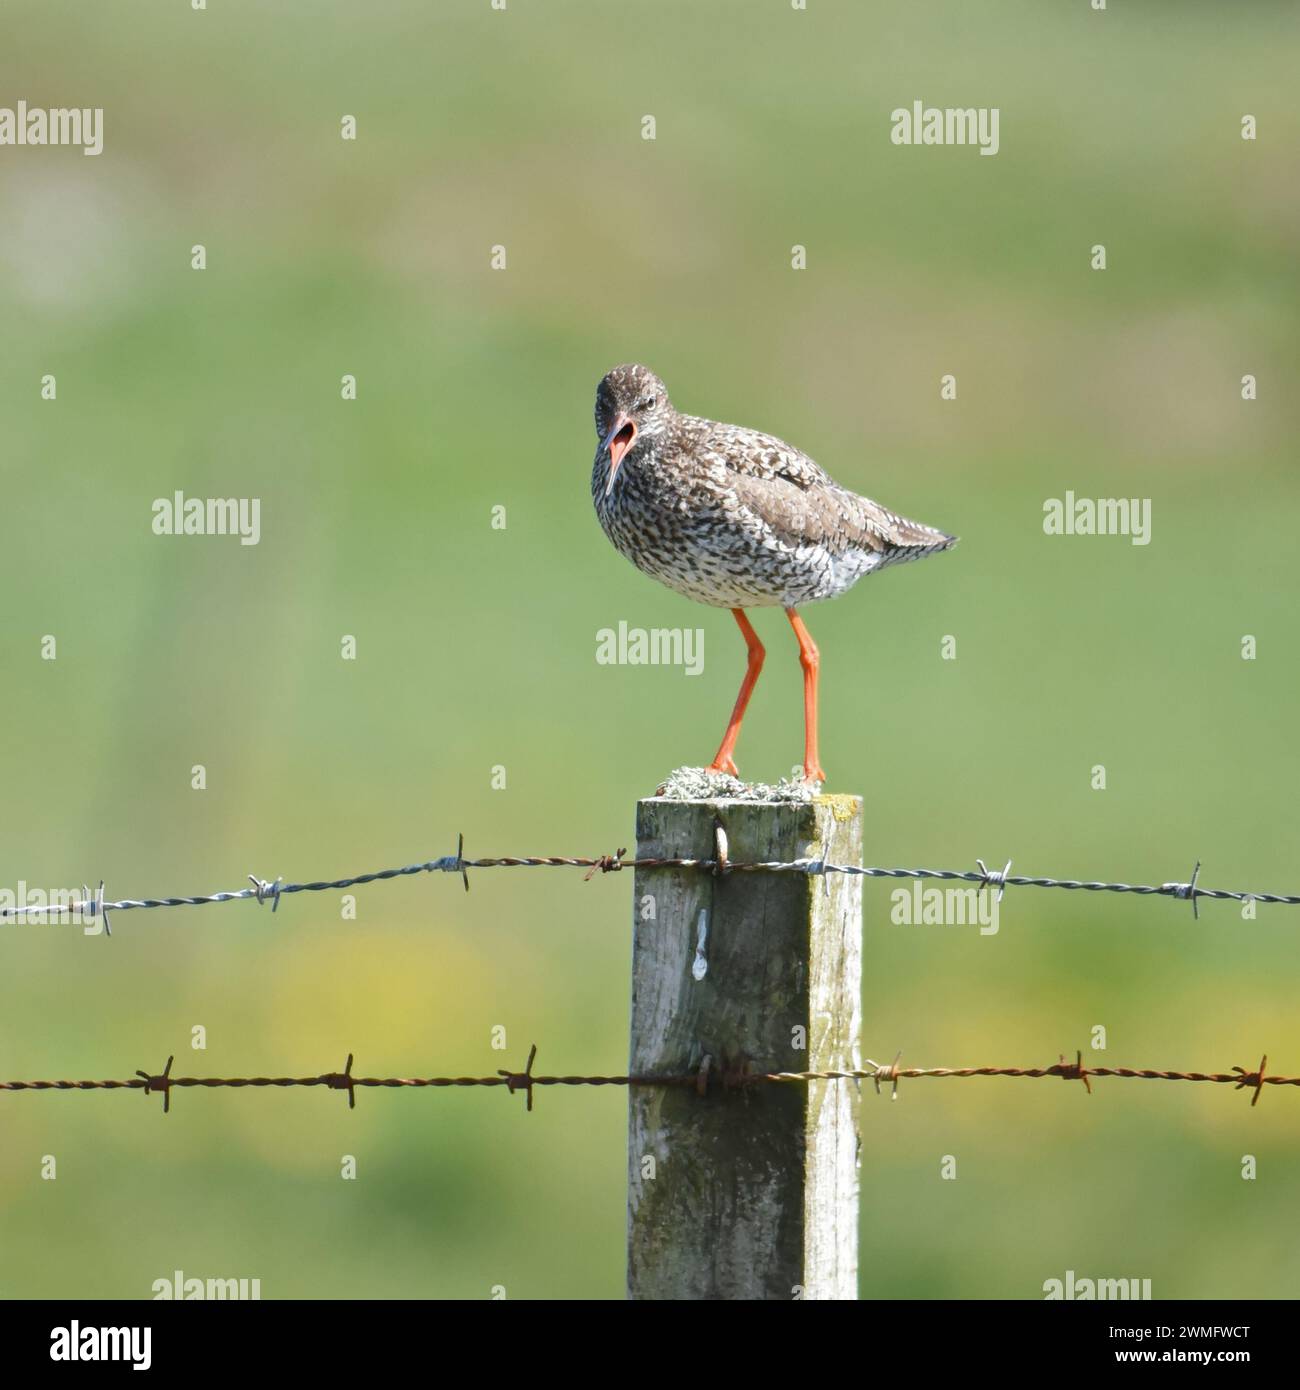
[628,795,862,1300]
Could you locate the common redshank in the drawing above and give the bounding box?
[591,364,956,783]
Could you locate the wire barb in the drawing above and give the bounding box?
[866,1052,903,1100]
[582,847,626,881]
[976,857,1013,905]
[1162,860,1203,919]
[498,1043,539,1111]
[80,881,111,936]
[326,1052,358,1109]
[136,1055,175,1114]
[248,875,283,912]
[1233,1054,1268,1107]
[1057,1049,1092,1094]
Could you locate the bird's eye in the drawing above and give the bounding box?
[641,396,656,411]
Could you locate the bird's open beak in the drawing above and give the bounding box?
[601,414,637,496]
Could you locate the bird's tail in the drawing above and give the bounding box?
[875,512,958,570]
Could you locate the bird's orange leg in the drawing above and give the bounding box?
[785,608,826,783]
[708,609,765,777]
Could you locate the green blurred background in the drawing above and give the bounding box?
[2,0,1297,1299]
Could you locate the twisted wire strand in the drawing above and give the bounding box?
[0,849,1295,923]
[0,1053,1290,1106]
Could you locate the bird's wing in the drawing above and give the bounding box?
[690,418,952,557]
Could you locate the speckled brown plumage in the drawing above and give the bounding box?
[588,363,957,782]
[591,364,955,609]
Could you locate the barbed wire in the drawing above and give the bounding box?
[0,1046,1289,1112]
[0,837,1295,932]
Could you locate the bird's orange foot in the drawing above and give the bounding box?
[708,755,740,777]
[802,763,827,784]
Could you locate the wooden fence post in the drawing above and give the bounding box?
[627,794,863,1300]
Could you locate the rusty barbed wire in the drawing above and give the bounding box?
[0,1046,1292,1111]
[0,838,1295,930]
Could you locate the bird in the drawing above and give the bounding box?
[591,363,956,783]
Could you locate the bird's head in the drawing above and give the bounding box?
[594,364,673,495]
